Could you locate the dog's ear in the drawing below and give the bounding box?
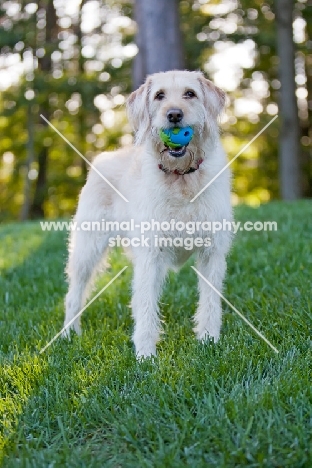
[198,74,226,119]
[127,78,152,144]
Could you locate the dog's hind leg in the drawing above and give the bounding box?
[131,251,168,358]
[193,248,227,343]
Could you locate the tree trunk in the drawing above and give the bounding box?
[20,103,35,220]
[30,122,49,219]
[132,0,184,89]
[30,0,58,218]
[77,0,88,178]
[302,8,312,196]
[274,0,302,199]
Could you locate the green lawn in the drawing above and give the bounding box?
[0,201,311,467]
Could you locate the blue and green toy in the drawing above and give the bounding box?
[159,126,194,148]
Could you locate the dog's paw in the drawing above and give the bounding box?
[135,346,157,360]
[60,327,71,340]
[194,325,220,344]
[61,321,81,339]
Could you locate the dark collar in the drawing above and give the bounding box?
[158,158,203,176]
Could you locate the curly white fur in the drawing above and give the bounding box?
[63,70,233,358]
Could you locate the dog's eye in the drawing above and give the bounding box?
[184,90,196,99]
[155,91,165,101]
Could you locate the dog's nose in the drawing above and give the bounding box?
[167,108,184,123]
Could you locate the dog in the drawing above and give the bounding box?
[63,70,233,358]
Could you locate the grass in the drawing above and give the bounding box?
[0,200,311,467]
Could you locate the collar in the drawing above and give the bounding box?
[158,158,203,176]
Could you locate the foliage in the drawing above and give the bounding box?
[0,0,311,221]
[0,0,135,220]
[181,0,311,202]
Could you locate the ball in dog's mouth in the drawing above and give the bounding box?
[159,127,193,158]
[166,145,188,158]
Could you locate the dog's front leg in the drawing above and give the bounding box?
[131,253,167,358]
[193,248,227,343]
[63,228,110,337]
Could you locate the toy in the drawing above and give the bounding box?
[159,126,194,148]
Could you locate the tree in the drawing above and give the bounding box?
[1,0,309,221]
[274,0,302,199]
[29,0,58,218]
[301,3,312,196]
[132,0,184,89]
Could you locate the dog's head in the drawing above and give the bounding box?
[127,70,225,166]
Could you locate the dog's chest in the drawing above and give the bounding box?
[137,197,214,226]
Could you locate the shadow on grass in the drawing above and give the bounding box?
[0,223,134,466]
[1,203,311,466]
[0,225,68,356]
[0,224,67,462]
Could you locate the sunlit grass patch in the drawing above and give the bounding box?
[0,201,311,467]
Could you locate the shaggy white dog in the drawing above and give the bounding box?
[63,70,233,358]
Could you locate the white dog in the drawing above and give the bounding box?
[63,70,233,358]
